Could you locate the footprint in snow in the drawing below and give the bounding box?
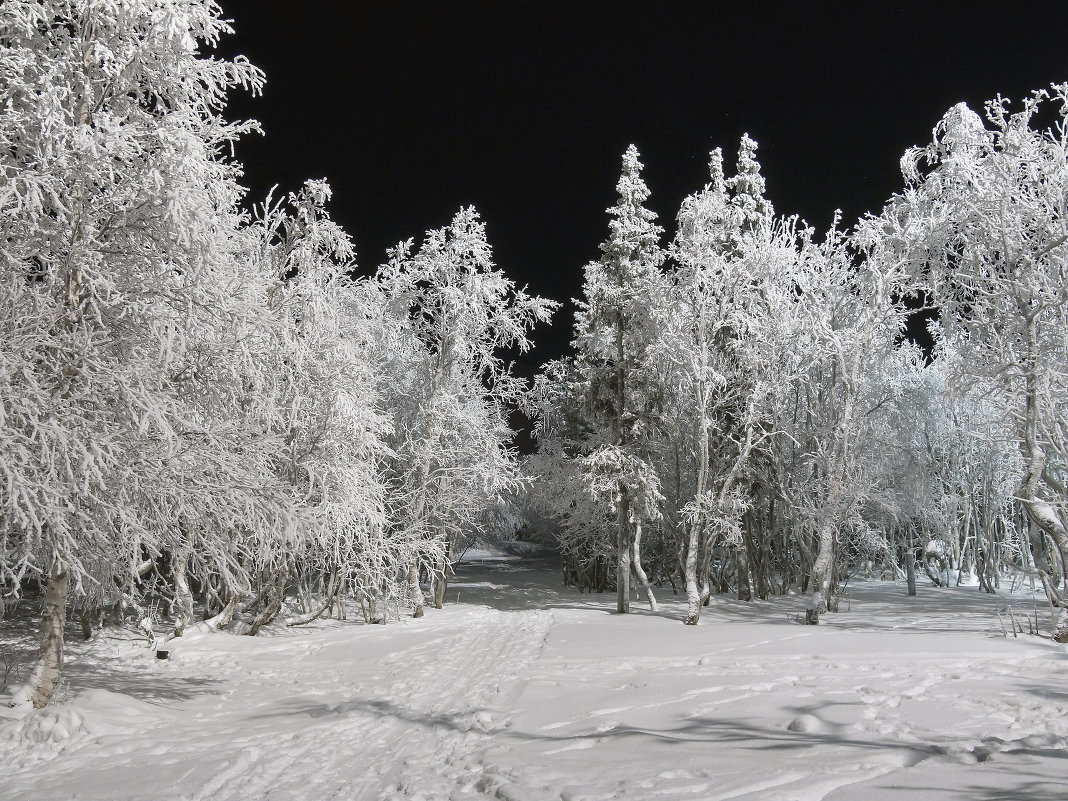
[787,713,833,734]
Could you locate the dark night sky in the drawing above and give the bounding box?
[218,2,1068,369]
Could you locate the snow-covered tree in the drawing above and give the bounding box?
[564,145,665,613]
[726,133,775,253]
[879,354,1025,592]
[220,181,395,633]
[662,141,795,622]
[374,208,556,616]
[0,0,278,705]
[782,216,914,623]
[861,88,1068,635]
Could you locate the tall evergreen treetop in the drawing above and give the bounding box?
[727,133,774,248]
[601,144,664,266]
[575,144,664,367]
[568,144,666,614]
[675,147,734,259]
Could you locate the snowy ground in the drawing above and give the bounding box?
[2,550,1066,801]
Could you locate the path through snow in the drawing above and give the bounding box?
[2,550,1066,800]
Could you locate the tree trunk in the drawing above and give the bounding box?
[612,292,631,615]
[407,562,424,618]
[632,518,657,611]
[26,22,90,709]
[431,530,452,610]
[906,549,917,596]
[683,518,701,624]
[205,594,241,630]
[286,570,339,627]
[805,520,835,624]
[407,356,445,620]
[956,500,972,586]
[1018,309,1068,607]
[616,489,631,613]
[736,541,752,601]
[80,606,96,641]
[431,558,448,609]
[29,559,70,708]
[171,539,194,638]
[698,536,714,607]
[248,569,288,635]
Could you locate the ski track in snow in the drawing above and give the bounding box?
[1,554,1067,801]
[1,599,554,800]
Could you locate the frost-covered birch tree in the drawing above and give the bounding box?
[663,139,915,623]
[0,0,279,705]
[374,208,556,616]
[226,181,394,633]
[784,218,913,624]
[662,141,796,623]
[862,88,1068,637]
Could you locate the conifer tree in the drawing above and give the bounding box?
[727,133,775,245]
[572,145,665,613]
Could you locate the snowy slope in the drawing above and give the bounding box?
[2,551,1065,800]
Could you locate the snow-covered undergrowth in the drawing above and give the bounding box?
[2,551,1065,801]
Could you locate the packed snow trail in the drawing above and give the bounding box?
[0,561,555,801]
[2,550,1067,800]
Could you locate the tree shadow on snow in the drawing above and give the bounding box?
[450,556,788,624]
[3,608,223,705]
[239,684,1067,801]
[953,777,1068,801]
[826,583,1051,636]
[242,693,496,737]
[59,659,223,704]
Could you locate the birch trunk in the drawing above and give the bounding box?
[248,569,288,635]
[1018,308,1068,607]
[431,518,451,609]
[805,520,836,624]
[407,356,446,618]
[698,538,714,607]
[286,570,339,627]
[431,546,451,610]
[80,607,96,641]
[205,594,241,630]
[616,489,631,613]
[25,17,93,709]
[736,540,752,601]
[171,539,194,638]
[29,559,70,708]
[632,518,657,611]
[407,563,424,618]
[805,374,857,623]
[683,518,702,624]
[684,365,711,625]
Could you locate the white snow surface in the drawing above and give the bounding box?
[2,551,1066,801]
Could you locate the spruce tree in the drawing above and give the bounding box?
[573,145,664,613]
[726,133,774,254]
